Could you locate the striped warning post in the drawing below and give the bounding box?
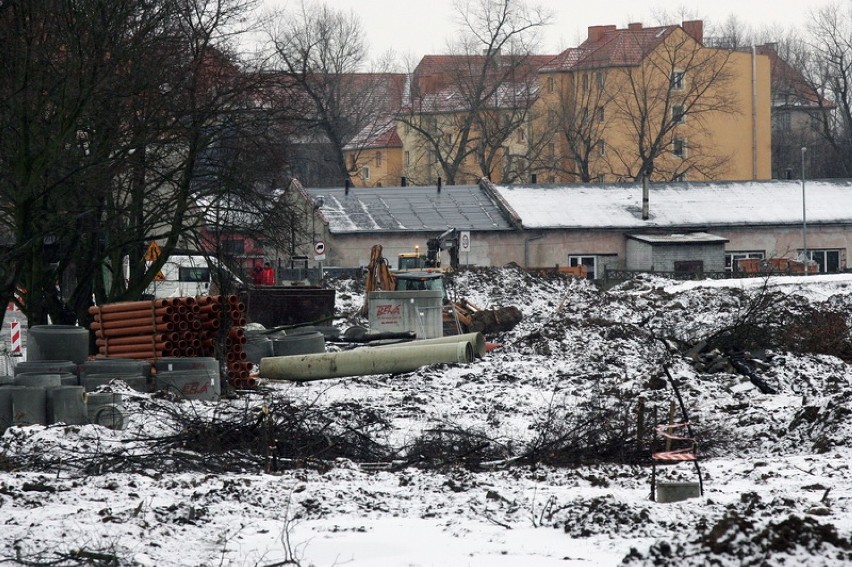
[10,319,22,357]
[652,449,697,461]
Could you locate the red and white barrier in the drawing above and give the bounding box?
[10,318,22,356]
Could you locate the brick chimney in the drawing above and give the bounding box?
[628,22,643,31]
[682,20,704,44]
[587,25,617,43]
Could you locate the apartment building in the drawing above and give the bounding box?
[344,20,773,187]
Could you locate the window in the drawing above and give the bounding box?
[672,137,687,158]
[774,112,791,131]
[179,267,210,283]
[547,76,555,93]
[672,104,685,124]
[597,173,606,183]
[597,106,605,122]
[803,249,842,273]
[404,150,411,165]
[598,140,606,157]
[674,173,687,182]
[517,128,525,142]
[596,71,605,88]
[671,71,685,90]
[376,152,382,167]
[362,166,370,180]
[548,143,556,158]
[726,251,765,273]
[569,255,597,279]
[222,239,245,256]
[582,74,589,92]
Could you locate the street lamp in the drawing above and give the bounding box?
[801,147,808,273]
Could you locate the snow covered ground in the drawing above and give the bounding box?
[3,270,852,566]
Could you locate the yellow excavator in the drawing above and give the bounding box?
[362,244,521,335]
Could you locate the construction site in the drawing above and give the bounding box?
[1,267,852,565]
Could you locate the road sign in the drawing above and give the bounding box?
[314,240,327,261]
[144,241,161,261]
[459,231,471,253]
[10,319,21,356]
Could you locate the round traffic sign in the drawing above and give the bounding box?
[314,240,326,255]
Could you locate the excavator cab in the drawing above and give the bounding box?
[393,271,446,298]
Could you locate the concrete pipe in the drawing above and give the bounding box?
[13,372,63,389]
[46,386,88,425]
[155,369,220,401]
[11,386,48,426]
[272,332,325,357]
[260,340,474,382]
[0,387,12,432]
[374,332,487,358]
[28,325,90,364]
[14,360,78,377]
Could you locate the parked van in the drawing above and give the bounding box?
[143,254,229,299]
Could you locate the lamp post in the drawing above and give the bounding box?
[801,146,808,273]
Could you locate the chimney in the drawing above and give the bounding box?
[401,176,408,187]
[628,22,643,31]
[344,178,351,195]
[587,25,616,43]
[437,176,442,193]
[682,20,704,44]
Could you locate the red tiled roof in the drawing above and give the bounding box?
[572,25,677,70]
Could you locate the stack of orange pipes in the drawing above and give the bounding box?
[89,295,254,389]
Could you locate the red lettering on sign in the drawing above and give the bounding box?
[376,304,401,316]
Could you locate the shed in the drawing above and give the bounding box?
[626,232,729,273]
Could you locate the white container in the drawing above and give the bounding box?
[368,290,443,339]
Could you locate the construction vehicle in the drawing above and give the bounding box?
[363,244,521,336]
[396,228,461,271]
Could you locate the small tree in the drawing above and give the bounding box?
[398,0,551,185]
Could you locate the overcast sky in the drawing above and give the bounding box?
[261,0,830,63]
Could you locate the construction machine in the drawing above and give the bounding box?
[396,228,462,272]
[362,244,521,336]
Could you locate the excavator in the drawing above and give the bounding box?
[396,228,460,271]
[362,244,522,336]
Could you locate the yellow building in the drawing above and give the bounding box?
[536,20,771,183]
[344,20,771,187]
[344,120,404,187]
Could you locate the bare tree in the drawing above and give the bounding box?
[802,2,852,177]
[399,0,551,185]
[539,64,614,182]
[604,26,737,182]
[0,0,259,325]
[267,2,400,187]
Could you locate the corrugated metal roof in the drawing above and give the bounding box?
[304,184,516,234]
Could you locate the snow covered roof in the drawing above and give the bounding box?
[304,184,516,234]
[627,232,729,244]
[492,179,852,230]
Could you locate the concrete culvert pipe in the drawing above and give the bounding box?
[154,369,220,401]
[86,392,125,430]
[14,360,78,377]
[373,332,487,358]
[11,386,48,426]
[272,332,325,356]
[13,372,62,389]
[260,340,474,382]
[27,325,90,364]
[0,388,12,433]
[83,372,148,393]
[46,386,88,425]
